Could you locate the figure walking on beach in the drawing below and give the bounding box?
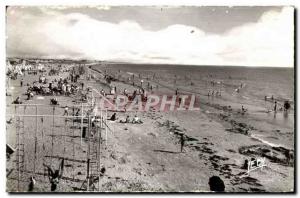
[179,134,185,153]
[284,100,291,111]
[28,176,36,192]
[63,106,69,116]
[274,101,277,112]
[242,105,246,112]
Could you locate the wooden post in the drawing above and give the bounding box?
[81,103,83,146]
[41,116,45,179]
[72,106,75,180]
[33,105,38,175]
[92,91,94,106]
[86,159,90,191]
[51,106,55,164]
[15,105,20,191]
[23,106,26,172]
[86,115,91,191]
[98,110,102,191]
[63,119,67,156]
[105,109,107,146]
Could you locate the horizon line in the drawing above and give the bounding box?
[6,56,294,68]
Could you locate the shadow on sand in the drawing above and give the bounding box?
[153,149,180,154]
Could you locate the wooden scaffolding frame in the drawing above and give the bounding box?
[7,103,108,192]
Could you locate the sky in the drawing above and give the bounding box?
[6,6,294,67]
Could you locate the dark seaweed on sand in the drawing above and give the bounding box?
[238,144,294,166]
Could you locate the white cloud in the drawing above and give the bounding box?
[6,7,294,67]
[221,7,294,67]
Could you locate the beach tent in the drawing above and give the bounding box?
[6,61,13,72]
[14,64,23,76]
[37,63,45,71]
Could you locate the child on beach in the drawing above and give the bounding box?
[12,96,22,104]
[123,88,128,96]
[132,115,143,124]
[63,106,69,116]
[120,115,130,123]
[110,87,115,95]
[108,113,117,121]
[28,176,36,192]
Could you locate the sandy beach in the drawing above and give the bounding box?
[6,60,294,192]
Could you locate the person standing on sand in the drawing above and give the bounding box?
[178,97,182,107]
[20,79,23,87]
[100,89,105,96]
[62,83,66,95]
[124,115,130,123]
[123,88,128,96]
[284,101,291,111]
[49,82,52,90]
[140,80,143,87]
[63,106,69,116]
[179,134,185,153]
[274,101,277,112]
[108,113,117,121]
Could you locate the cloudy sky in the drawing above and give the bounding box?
[6,6,294,67]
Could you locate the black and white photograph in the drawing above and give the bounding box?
[5,5,295,193]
